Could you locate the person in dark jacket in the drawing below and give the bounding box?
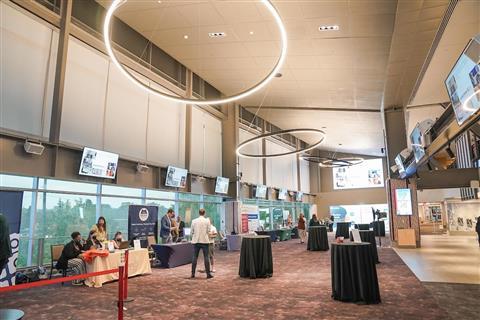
[309,214,321,227]
[0,214,12,273]
[56,231,86,285]
[84,230,102,250]
[476,217,480,247]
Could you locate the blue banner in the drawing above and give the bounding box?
[128,205,158,248]
[0,191,23,287]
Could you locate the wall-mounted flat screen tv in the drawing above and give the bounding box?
[395,188,413,215]
[165,166,188,188]
[255,185,267,198]
[79,147,119,179]
[215,177,229,194]
[394,155,406,175]
[278,188,288,200]
[410,126,425,163]
[445,36,480,126]
[296,192,303,202]
[333,158,384,190]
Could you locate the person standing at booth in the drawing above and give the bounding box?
[160,209,176,243]
[297,213,306,244]
[190,209,213,279]
[91,216,107,242]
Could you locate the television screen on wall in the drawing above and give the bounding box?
[278,188,288,200]
[296,192,303,202]
[410,126,425,163]
[395,188,413,215]
[215,176,229,194]
[394,155,406,175]
[333,158,384,190]
[445,36,480,126]
[165,166,188,188]
[255,185,267,198]
[79,147,119,179]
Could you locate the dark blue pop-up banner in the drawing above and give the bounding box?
[128,205,158,248]
[0,190,23,287]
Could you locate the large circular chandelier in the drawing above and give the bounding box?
[236,129,326,159]
[300,155,364,168]
[103,0,287,106]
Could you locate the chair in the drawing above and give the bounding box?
[49,244,67,283]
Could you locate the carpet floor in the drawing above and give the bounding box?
[0,238,468,320]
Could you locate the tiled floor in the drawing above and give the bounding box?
[0,237,453,320]
[394,234,480,284]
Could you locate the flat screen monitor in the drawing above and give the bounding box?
[395,188,413,215]
[79,147,119,179]
[445,36,480,126]
[215,176,229,194]
[165,166,188,188]
[410,126,425,162]
[333,158,384,190]
[296,192,303,202]
[255,185,267,198]
[394,155,406,175]
[278,188,288,200]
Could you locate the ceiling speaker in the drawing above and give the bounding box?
[136,163,149,173]
[24,141,44,155]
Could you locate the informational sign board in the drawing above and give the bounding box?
[240,204,259,233]
[79,147,119,179]
[128,205,158,248]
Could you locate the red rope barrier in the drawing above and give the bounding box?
[0,268,119,293]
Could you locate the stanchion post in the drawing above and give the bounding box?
[118,265,124,320]
[123,249,134,302]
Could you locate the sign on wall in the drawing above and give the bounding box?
[128,205,158,248]
[240,204,259,233]
[333,158,384,190]
[0,191,23,287]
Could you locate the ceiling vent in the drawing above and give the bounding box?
[208,32,227,38]
[318,25,339,31]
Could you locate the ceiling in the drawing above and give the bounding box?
[97,0,462,156]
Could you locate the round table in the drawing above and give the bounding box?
[354,223,370,230]
[335,222,351,238]
[0,309,25,320]
[239,235,273,279]
[350,230,379,263]
[331,242,381,304]
[307,226,329,251]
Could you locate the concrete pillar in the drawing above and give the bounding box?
[384,107,408,178]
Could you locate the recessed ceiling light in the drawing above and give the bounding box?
[321,126,327,129]
[183,35,189,39]
[275,72,282,78]
[249,31,254,35]
[157,0,162,3]
[319,25,339,31]
[208,32,227,38]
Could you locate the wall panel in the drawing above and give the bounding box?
[300,159,310,193]
[238,129,262,185]
[265,141,297,190]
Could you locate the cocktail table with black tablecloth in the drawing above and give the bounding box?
[331,242,381,304]
[307,226,329,251]
[239,235,273,279]
[151,242,193,268]
[354,223,370,230]
[371,221,386,237]
[350,230,379,263]
[255,230,278,242]
[335,222,351,238]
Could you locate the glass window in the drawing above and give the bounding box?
[145,199,175,239]
[177,202,200,228]
[17,191,34,268]
[100,197,142,239]
[178,193,202,202]
[203,195,222,203]
[35,192,97,265]
[102,185,142,197]
[203,202,222,232]
[145,189,175,200]
[0,174,35,189]
[40,178,97,194]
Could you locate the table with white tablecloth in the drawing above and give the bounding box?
[84,249,151,288]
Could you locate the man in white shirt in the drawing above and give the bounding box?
[190,209,213,279]
[208,217,217,273]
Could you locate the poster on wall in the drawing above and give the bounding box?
[128,205,158,248]
[79,147,119,179]
[0,191,23,287]
[240,204,259,233]
[333,158,384,190]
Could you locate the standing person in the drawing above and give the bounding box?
[309,214,320,227]
[208,217,218,273]
[160,209,176,244]
[91,216,107,242]
[0,214,12,273]
[190,209,213,279]
[476,217,480,247]
[297,213,306,244]
[56,232,86,285]
[177,215,185,239]
[171,215,179,243]
[286,214,293,228]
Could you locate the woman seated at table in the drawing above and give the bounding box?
[56,231,86,285]
[112,231,123,249]
[85,230,102,250]
[91,216,107,242]
[309,214,321,227]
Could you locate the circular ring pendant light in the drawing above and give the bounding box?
[300,155,364,168]
[103,0,288,106]
[236,129,326,159]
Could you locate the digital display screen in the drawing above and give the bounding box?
[445,37,480,126]
[255,185,267,198]
[296,192,303,202]
[165,166,188,188]
[395,155,405,175]
[333,158,384,190]
[215,176,229,194]
[278,188,287,200]
[410,126,425,163]
[395,188,413,215]
[79,147,118,179]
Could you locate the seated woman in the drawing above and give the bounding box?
[85,230,102,250]
[91,216,107,243]
[309,214,321,227]
[112,231,123,249]
[56,231,86,285]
